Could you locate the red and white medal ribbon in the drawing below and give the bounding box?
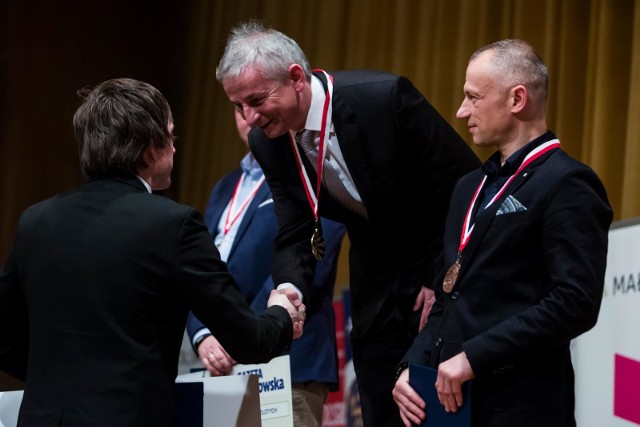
[457,139,560,252]
[289,69,333,220]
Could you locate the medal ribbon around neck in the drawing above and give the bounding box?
[223,173,266,235]
[443,139,560,293]
[289,69,333,221]
[458,139,561,253]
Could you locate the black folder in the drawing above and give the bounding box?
[408,363,471,427]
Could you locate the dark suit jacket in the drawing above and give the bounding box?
[250,69,480,338]
[0,175,293,427]
[186,167,345,385]
[402,146,613,426]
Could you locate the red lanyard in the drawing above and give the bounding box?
[289,69,334,220]
[223,173,265,235]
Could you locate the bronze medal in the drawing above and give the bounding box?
[442,260,461,293]
[311,221,325,261]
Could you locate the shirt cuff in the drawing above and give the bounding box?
[276,282,304,302]
[192,328,212,348]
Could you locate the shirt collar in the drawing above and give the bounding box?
[239,152,264,179]
[303,74,326,132]
[136,175,152,193]
[288,75,328,141]
[482,130,557,177]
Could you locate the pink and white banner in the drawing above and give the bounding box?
[573,218,640,426]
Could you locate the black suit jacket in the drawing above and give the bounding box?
[0,175,292,426]
[250,70,480,337]
[403,146,613,426]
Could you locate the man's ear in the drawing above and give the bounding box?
[142,144,156,165]
[510,85,527,113]
[288,64,307,90]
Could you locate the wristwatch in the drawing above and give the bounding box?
[394,361,409,381]
[194,333,212,350]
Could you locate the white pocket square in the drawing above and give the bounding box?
[258,198,274,208]
[496,195,527,216]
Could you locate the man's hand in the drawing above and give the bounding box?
[413,286,436,331]
[435,352,474,413]
[197,335,236,376]
[267,288,306,339]
[392,368,426,426]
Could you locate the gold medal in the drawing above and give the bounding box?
[311,221,325,261]
[443,259,461,293]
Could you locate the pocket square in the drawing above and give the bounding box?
[258,198,274,208]
[496,195,527,216]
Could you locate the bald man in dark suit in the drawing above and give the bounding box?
[394,39,612,427]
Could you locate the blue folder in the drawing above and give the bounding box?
[408,363,472,427]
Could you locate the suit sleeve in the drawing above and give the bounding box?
[185,311,208,352]
[249,132,318,301]
[176,208,293,364]
[393,76,481,289]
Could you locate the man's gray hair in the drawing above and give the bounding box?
[216,20,312,83]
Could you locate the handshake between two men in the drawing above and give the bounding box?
[268,288,306,339]
[195,288,306,377]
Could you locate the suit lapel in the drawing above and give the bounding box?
[456,148,559,282]
[209,169,243,238]
[228,180,270,258]
[314,71,374,208]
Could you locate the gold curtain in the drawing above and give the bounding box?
[177,0,640,287]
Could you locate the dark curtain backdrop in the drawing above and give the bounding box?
[0,0,190,259]
[3,0,640,290]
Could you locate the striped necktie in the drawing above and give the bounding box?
[296,130,367,218]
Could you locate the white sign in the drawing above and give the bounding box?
[0,391,23,427]
[232,355,293,427]
[573,218,640,426]
[175,370,261,427]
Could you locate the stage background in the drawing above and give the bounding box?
[3,0,640,292]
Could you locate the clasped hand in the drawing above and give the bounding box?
[393,352,474,427]
[267,288,306,339]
